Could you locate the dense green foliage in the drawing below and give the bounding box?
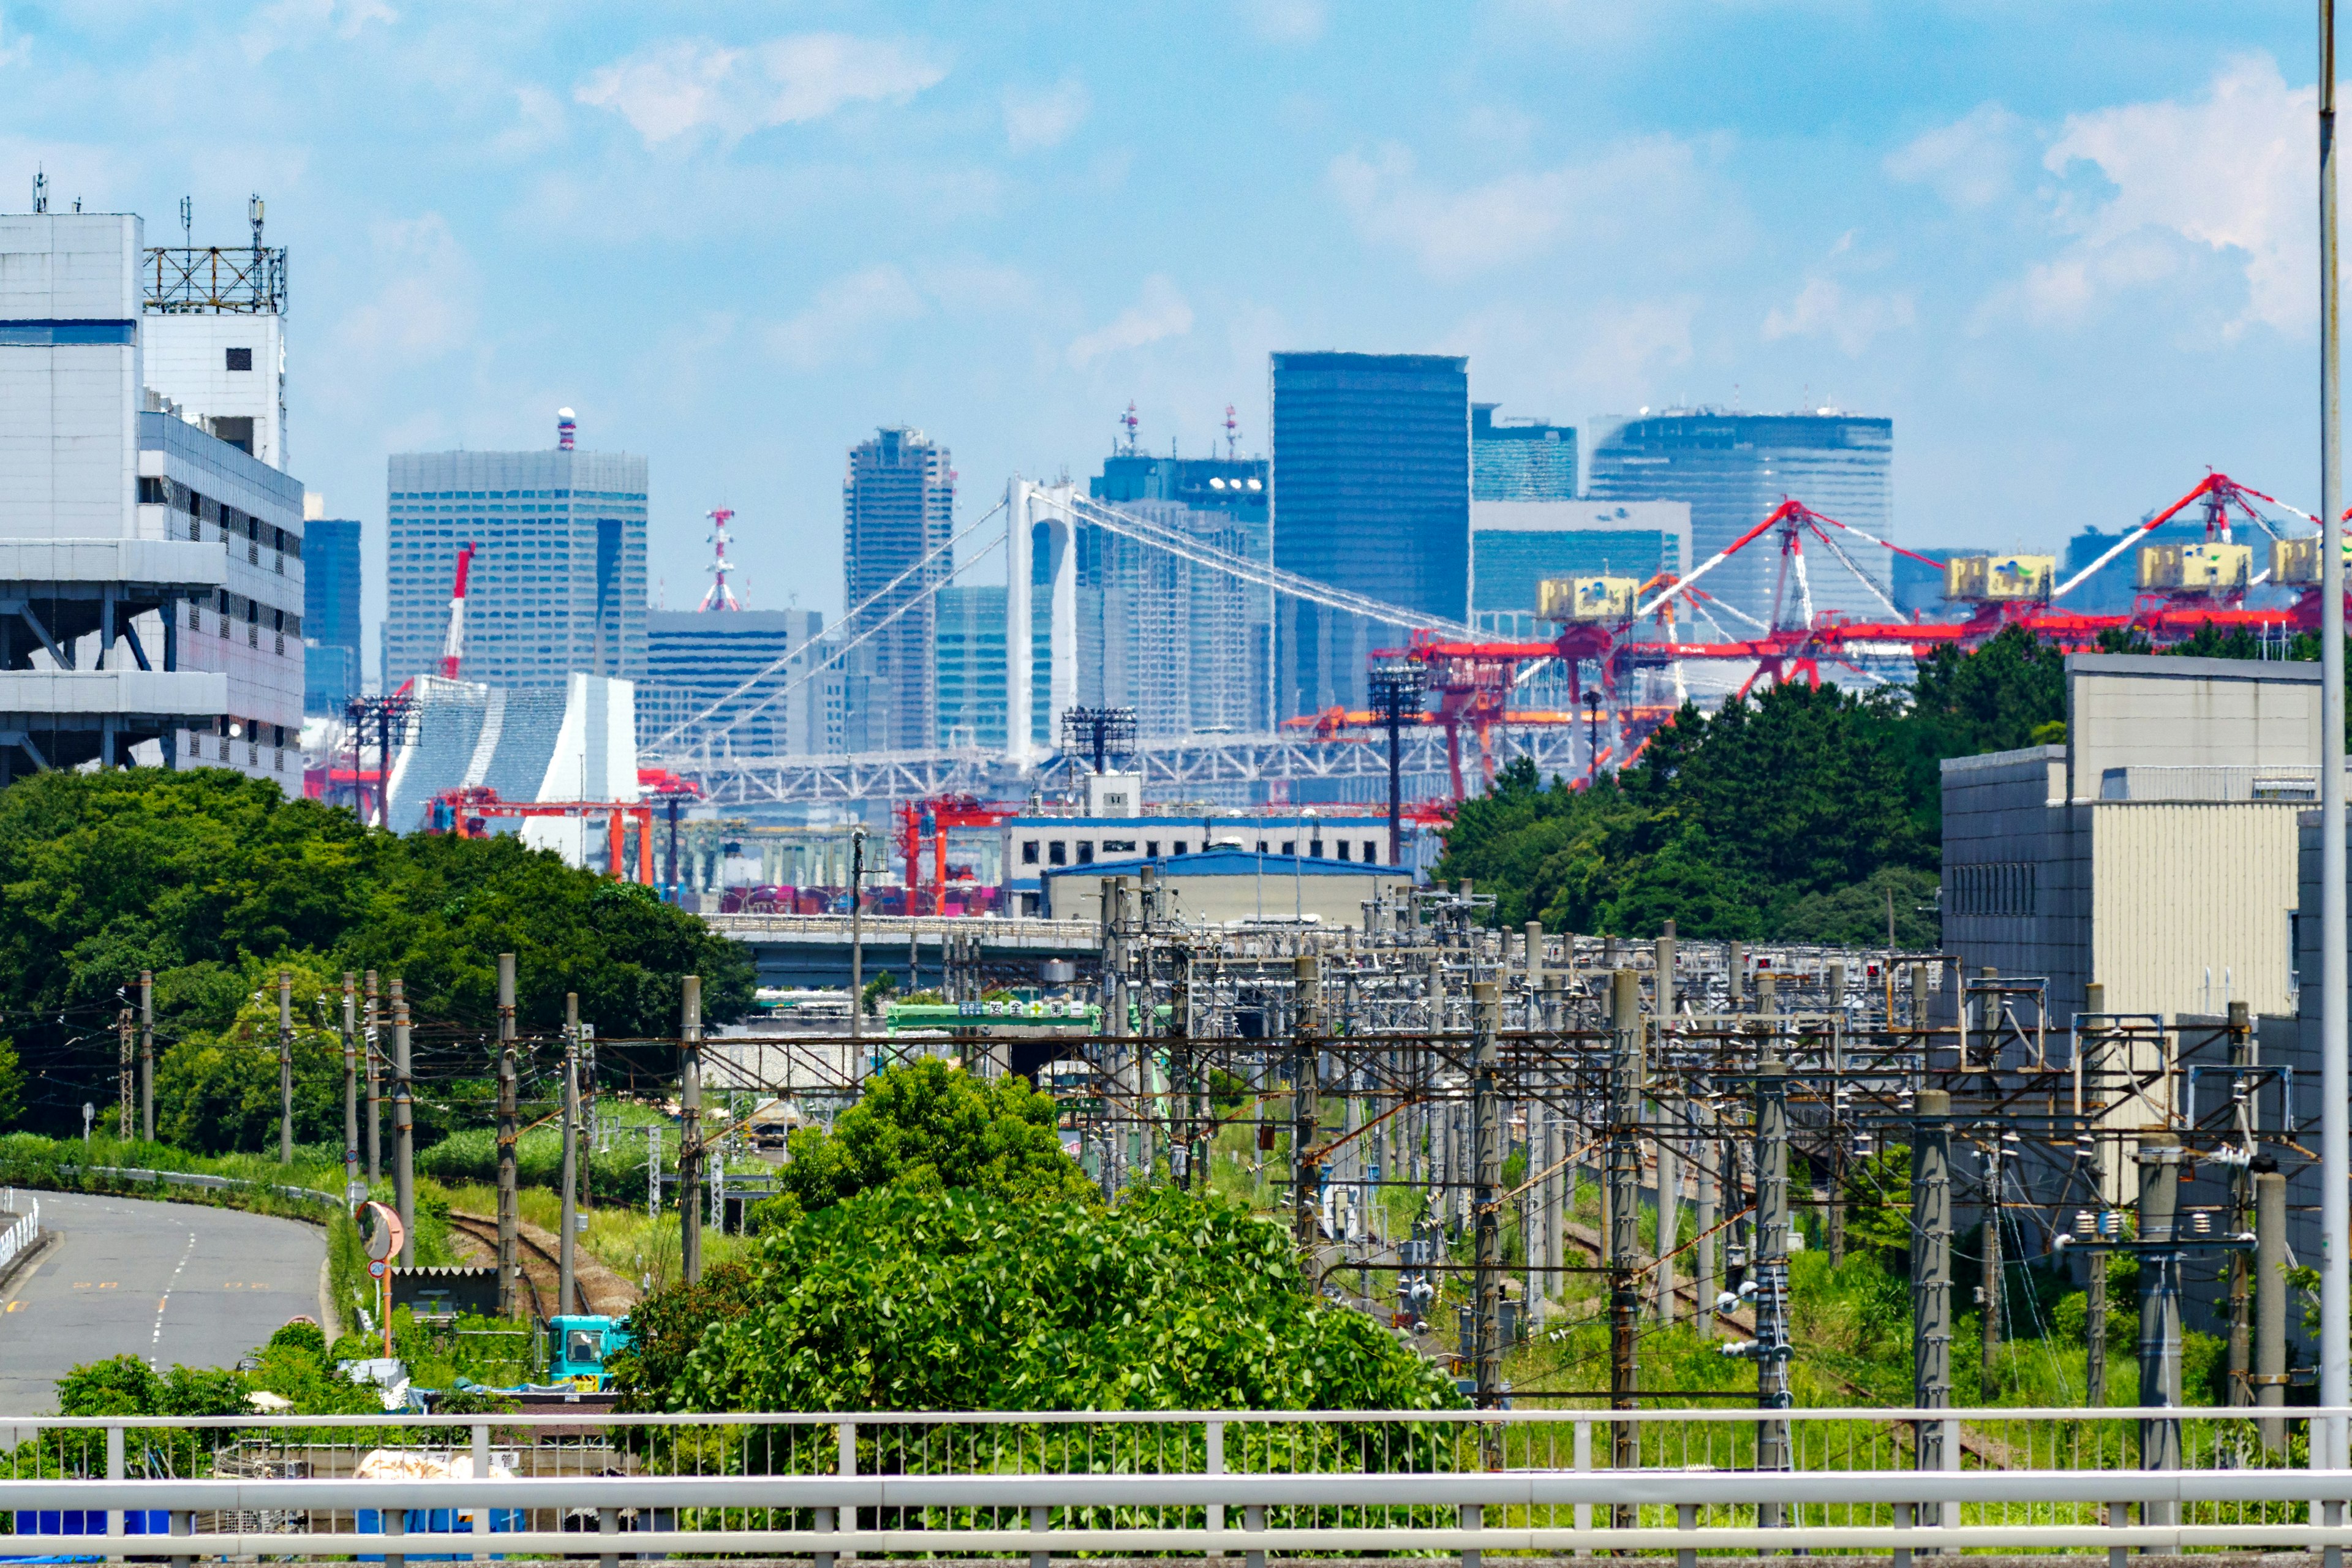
[625,1185,1460,1413]
[772,1056,1099,1218]
[0,767,753,1136]
[1435,628,2073,938]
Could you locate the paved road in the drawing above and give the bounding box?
[0,1191,325,1416]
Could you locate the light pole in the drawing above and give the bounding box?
[1368,660,1425,869]
[1584,690,1602,785]
[2318,0,2348,1463]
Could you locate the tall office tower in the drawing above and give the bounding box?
[935,582,1052,753]
[842,426,952,752]
[641,607,827,757]
[1584,409,1894,626]
[302,500,362,714]
[1472,404,1575,500]
[1085,451,1270,736]
[1270,352,1468,717]
[0,210,306,789]
[383,422,647,693]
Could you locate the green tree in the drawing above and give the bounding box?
[0,1036,23,1128]
[777,1055,1096,1215]
[0,768,753,1135]
[625,1185,1462,1414]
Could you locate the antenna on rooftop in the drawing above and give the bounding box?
[248,194,264,251]
[1224,404,1240,459]
[1119,401,1140,456]
[179,196,192,245]
[31,170,45,215]
[698,507,743,612]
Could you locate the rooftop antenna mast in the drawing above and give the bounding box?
[31,170,45,214]
[698,508,743,612]
[1119,401,1140,456]
[248,194,264,251]
[179,195,192,246]
[1224,404,1240,459]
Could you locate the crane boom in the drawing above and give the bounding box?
[439,543,477,680]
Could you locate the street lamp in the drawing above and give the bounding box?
[1584,690,1602,785]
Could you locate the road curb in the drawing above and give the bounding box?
[0,1224,57,1300]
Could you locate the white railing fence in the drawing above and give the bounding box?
[0,1406,2348,1559]
[0,1190,36,1273]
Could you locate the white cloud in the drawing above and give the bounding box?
[767,265,928,369]
[1243,0,1325,43]
[1066,276,1194,368]
[330,213,478,366]
[239,0,396,62]
[1884,102,2025,210]
[1004,75,1090,153]
[575,33,947,148]
[2032,55,2311,336]
[488,84,567,160]
[1328,138,1702,281]
[1762,276,1916,355]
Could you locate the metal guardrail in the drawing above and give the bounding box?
[2,1406,2346,1558]
[707,912,1100,943]
[0,1191,36,1273]
[48,1166,337,1208]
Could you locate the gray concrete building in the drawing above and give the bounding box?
[0,211,306,787]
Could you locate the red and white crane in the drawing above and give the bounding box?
[438,542,477,679]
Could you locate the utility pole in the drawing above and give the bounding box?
[1174,943,1204,1188]
[679,974,704,1285]
[1471,979,1502,1412]
[1751,1057,1794,1502]
[2320,0,2350,1471]
[496,952,519,1319]
[1981,1134,2004,1396]
[2256,1167,2289,1453]
[1693,1073,1717,1342]
[1292,954,1321,1252]
[393,977,415,1267]
[2137,1131,2183,1504]
[1912,1088,1952,1476]
[2082,984,2109,1407]
[138,971,153,1144]
[364,971,382,1183]
[1653,927,1678,1325]
[560,991,580,1319]
[848,826,867,1082]
[1606,967,1642,1466]
[277,969,294,1163]
[341,973,358,1204]
[116,1003,133,1141]
[2226,1000,2254,1408]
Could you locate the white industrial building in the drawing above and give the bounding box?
[383,672,639,859]
[0,210,305,787]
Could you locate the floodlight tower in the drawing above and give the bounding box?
[1368,660,1426,867]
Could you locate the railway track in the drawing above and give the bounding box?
[444,1210,556,1319]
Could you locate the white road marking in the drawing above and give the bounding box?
[149,1231,196,1367]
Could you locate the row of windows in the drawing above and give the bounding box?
[1950,861,2037,919]
[1021,837,1388,868]
[189,593,300,654]
[138,477,301,563]
[391,489,643,501]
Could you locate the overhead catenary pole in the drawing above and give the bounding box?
[1912,1088,1953,1476]
[848,826,867,1080]
[392,977,415,1267]
[1292,954,1322,1251]
[341,973,358,1203]
[679,974,704,1285]
[2320,0,2350,1472]
[116,1003,132,1142]
[2138,1131,2184,1506]
[1653,924,1678,1325]
[1752,1056,1795,1503]
[2082,982,2110,1408]
[138,970,153,1144]
[277,969,293,1164]
[1471,978,1503,1412]
[2256,1167,2290,1453]
[364,971,382,1183]
[1606,967,1642,1466]
[560,991,581,1319]
[496,952,520,1319]
[1981,1134,2005,1396]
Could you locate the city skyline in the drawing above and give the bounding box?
[0,4,2328,668]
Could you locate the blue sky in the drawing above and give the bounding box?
[1,1,2332,654]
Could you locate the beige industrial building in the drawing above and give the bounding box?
[1940,652,2321,1023]
[1042,846,1412,927]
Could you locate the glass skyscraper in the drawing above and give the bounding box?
[1270,352,1469,717]
[1583,410,1893,627]
[384,435,647,693]
[1472,404,1575,500]
[302,513,362,713]
[843,426,953,753]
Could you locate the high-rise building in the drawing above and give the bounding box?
[1469,500,1691,637]
[302,502,361,714]
[383,424,647,693]
[1270,352,1469,717]
[1583,409,1894,626]
[641,607,827,757]
[843,426,952,752]
[1472,404,1575,500]
[142,200,289,469]
[1084,451,1271,735]
[0,210,306,788]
